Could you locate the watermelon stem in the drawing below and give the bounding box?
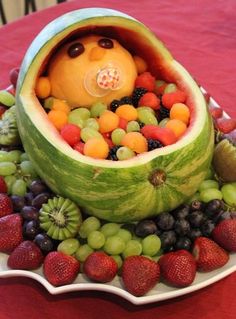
[149,169,166,187]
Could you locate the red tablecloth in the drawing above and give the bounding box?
[0,0,235,318]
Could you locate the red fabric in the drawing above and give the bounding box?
[0,0,235,318]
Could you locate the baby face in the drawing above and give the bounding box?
[47,35,137,108]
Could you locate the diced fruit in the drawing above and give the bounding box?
[155,80,167,95]
[84,137,109,159]
[212,219,236,252]
[51,98,70,114]
[116,146,135,160]
[90,102,107,118]
[158,250,196,287]
[137,108,158,125]
[35,76,51,99]
[48,110,68,130]
[60,123,81,147]
[162,90,186,110]
[43,251,80,286]
[126,121,140,133]
[209,106,223,120]
[192,237,229,271]
[138,92,160,110]
[98,110,119,133]
[83,251,118,282]
[111,128,126,145]
[135,72,156,92]
[81,127,103,142]
[165,119,187,138]
[164,83,177,94]
[118,117,128,130]
[133,55,148,74]
[74,141,85,154]
[216,118,236,134]
[7,240,44,270]
[170,103,190,124]
[141,125,177,145]
[122,255,160,296]
[115,104,138,121]
[121,132,148,153]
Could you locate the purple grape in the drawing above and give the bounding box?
[32,192,52,209]
[29,180,48,196]
[21,206,39,221]
[190,200,205,212]
[23,220,40,239]
[188,210,206,228]
[201,220,215,237]
[135,219,157,237]
[155,212,175,230]
[34,233,54,253]
[159,230,177,250]
[24,192,35,206]
[171,205,190,219]
[175,236,192,251]
[187,228,202,241]
[205,199,224,218]
[174,219,191,236]
[10,195,26,212]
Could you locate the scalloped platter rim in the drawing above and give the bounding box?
[0,89,235,305]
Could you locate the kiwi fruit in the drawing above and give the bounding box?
[39,196,82,240]
[0,106,21,146]
[213,138,236,182]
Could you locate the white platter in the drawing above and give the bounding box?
[0,90,235,305]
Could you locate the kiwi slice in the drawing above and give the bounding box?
[0,106,21,146]
[39,196,82,240]
[213,138,236,182]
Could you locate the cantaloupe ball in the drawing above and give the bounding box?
[35,76,51,99]
[121,132,148,153]
[84,138,109,159]
[98,110,119,133]
[166,119,187,138]
[115,104,138,121]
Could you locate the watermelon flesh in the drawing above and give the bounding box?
[16,8,214,222]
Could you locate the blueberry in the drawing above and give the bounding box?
[201,220,215,237]
[155,212,175,230]
[174,219,191,236]
[175,236,192,251]
[171,205,190,219]
[188,210,206,228]
[135,219,157,237]
[159,230,177,250]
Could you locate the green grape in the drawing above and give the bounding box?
[111,128,126,145]
[126,121,140,133]
[204,166,215,180]
[122,240,142,259]
[221,184,236,206]
[116,228,132,243]
[100,223,120,237]
[159,118,169,127]
[103,235,126,255]
[111,255,123,269]
[141,234,161,256]
[198,179,219,192]
[8,150,22,163]
[137,106,155,115]
[90,102,107,118]
[43,96,54,109]
[131,235,142,242]
[20,161,37,176]
[57,238,80,255]
[155,80,166,89]
[85,118,99,131]
[0,151,10,162]
[81,127,103,142]
[116,146,135,161]
[20,152,29,162]
[87,230,105,249]
[0,162,17,176]
[68,113,85,128]
[4,175,17,194]
[137,109,158,125]
[78,216,101,238]
[75,244,94,262]
[164,83,177,94]
[0,90,15,107]
[230,182,236,190]
[11,179,27,196]
[199,188,223,203]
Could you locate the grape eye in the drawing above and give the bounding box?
[98,38,114,49]
[67,42,85,58]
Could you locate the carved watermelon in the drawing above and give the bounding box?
[15,8,214,222]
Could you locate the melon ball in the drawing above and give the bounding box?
[48,35,137,108]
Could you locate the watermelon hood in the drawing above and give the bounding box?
[16,8,214,222]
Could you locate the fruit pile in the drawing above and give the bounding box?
[0,65,236,297]
[36,68,190,160]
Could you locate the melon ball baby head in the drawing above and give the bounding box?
[40,35,137,108]
[16,8,214,222]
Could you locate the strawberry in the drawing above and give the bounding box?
[192,237,229,272]
[209,106,223,120]
[158,250,196,287]
[0,214,23,253]
[212,219,236,252]
[0,193,13,217]
[83,252,118,283]
[7,241,44,270]
[122,255,160,296]
[216,118,236,134]
[43,251,80,286]
[0,176,7,193]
